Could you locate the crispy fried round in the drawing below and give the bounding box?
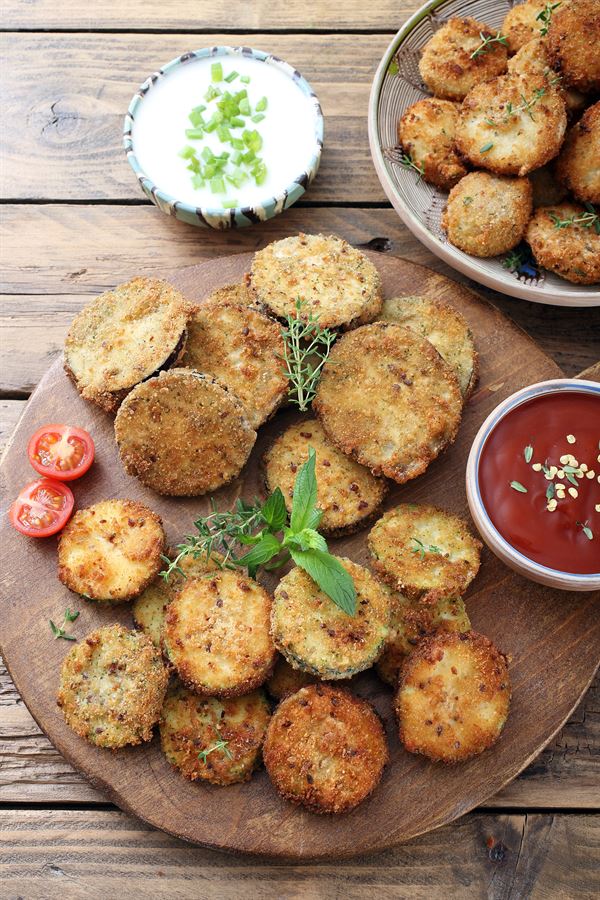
[266,655,320,701]
[163,570,276,697]
[263,684,388,813]
[376,295,477,398]
[398,98,468,191]
[456,70,566,176]
[506,35,550,76]
[264,419,386,536]
[442,171,533,257]
[526,202,600,284]
[249,233,382,330]
[547,0,600,92]
[368,504,481,603]
[556,103,600,204]
[114,369,256,496]
[64,277,189,413]
[529,164,567,206]
[418,17,508,101]
[57,499,165,602]
[314,323,463,484]
[181,302,288,429]
[160,682,271,785]
[377,594,471,687]
[396,631,511,763]
[503,1,547,55]
[271,558,390,679]
[204,282,261,309]
[57,624,168,749]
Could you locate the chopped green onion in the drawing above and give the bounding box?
[203,119,218,133]
[217,124,231,142]
[251,113,265,123]
[242,149,256,164]
[192,174,205,189]
[210,175,226,194]
[205,84,221,102]
[186,158,200,173]
[231,150,243,165]
[231,137,245,150]
[185,128,204,140]
[179,145,197,159]
[255,96,268,112]
[229,116,245,128]
[211,62,223,83]
[224,71,239,83]
[243,129,263,151]
[201,147,215,162]
[234,89,248,101]
[239,97,251,116]
[240,75,250,83]
[222,199,238,208]
[189,109,206,127]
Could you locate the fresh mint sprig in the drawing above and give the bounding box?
[161,448,357,615]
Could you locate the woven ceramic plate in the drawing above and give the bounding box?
[368,0,600,307]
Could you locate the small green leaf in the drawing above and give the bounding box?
[293,528,328,553]
[237,533,282,575]
[480,142,494,153]
[261,488,287,532]
[524,444,533,463]
[566,472,579,487]
[290,548,356,616]
[306,508,324,530]
[290,448,318,533]
[510,481,528,493]
[64,608,80,623]
[546,482,555,501]
[49,620,62,638]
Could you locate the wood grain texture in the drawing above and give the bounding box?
[1,253,598,858]
[1,809,599,898]
[0,32,389,202]
[1,206,599,396]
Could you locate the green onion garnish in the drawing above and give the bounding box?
[185,128,204,140]
[239,97,251,116]
[255,96,268,112]
[224,71,239,83]
[179,145,197,159]
[192,174,205,189]
[205,85,221,102]
[222,199,238,208]
[240,75,251,83]
[211,62,223,83]
[251,113,266,123]
[210,175,226,194]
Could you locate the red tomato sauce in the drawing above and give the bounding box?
[478,391,600,575]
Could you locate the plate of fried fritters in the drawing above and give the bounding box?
[369,0,600,305]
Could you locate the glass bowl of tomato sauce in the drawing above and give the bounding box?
[466,380,600,591]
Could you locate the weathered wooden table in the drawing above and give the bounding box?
[1,2,599,896]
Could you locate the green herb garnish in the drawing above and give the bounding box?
[577,521,594,541]
[470,31,508,59]
[279,298,337,412]
[536,2,561,36]
[524,444,534,463]
[198,731,233,764]
[398,152,424,180]
[411,538,443,560]
[510,481,528,493]
[546,482,555,501]
[480,142,494,153]
[463,196,474,206]
[550,203,600,234]
[49,607,79,641]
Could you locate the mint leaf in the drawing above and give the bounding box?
[261,488,287,532]
[306,508,323,530]
[237,533,282,577]
[290,548,356,615]
[290,448,318,533]
[295,528,328,552]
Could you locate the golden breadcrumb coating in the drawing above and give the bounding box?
[547,0,600,92]
[203,282,262,309]
[57,624,168,749]
[502,1,547,55]
[526,202,600,284]
[263,684,388,813]
[555,103,600,204]
[398,98,467,191]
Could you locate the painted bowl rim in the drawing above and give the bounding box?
[466,379,600,589]
[123,45,324,220]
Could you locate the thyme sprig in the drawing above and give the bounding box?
[398,152,424,180]
[198,731,233,765]
[280,298,337,412]
[470,31,508,59]
[49,607,79,641]
[536,1,561,36]
[550,203,600,235]
[411,538,443,560]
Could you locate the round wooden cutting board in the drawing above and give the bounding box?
[1,252,598,860]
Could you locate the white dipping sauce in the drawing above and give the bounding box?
[132,55,319,209]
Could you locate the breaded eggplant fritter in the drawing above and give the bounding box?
[263,684,388,814]
[442,171,533,257]
[368,504,481,603]
[314,323,463,484]
[271,557,390,680]
[114,369,256,496]
[526,203,600,284]
[163,570,276,697]
[547,0,600,92]
[376,594,471,687]
[418,17,508,101]
[181,302,288,429]
[57,624,168,749]
[263,419,387,536]
[376,295,478,399]
[556,103,600,204]
[456,70,567,176]
[57,499,165,602]
[398,98,468,191]
[396,631,511,764]
[64,277,189,413]
[160,682,271,785]
[249,233,382,330]
[266,655,320,701]
[204,282,262,310]
[502,0,548,55]
[529,164,567,207]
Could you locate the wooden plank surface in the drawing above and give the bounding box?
[1,809,599,898]
[2,206,599,397]
[0,32,389,202]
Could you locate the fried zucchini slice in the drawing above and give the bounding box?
[506,38,588,119]
[398,98,467,191]
[249,233,382,330]
[442,171,533,257]
[418,17,508,101]
[456,70,566,176]
[64,277,189,413]
[396,631,511,763]
[263,419,387,536]
[57,624,168,749]
[204,282,261,310]
[160,682,271,785]
[526,202,600,284]
[376,295,477,399]
[502,1,547,55]
[547,0,600,92]
[114,369,256,496]
[556,103,600,204]
[57,499,165,602]
[368,504,481,603]
[271,557,390,679]
[181,302,288,429]
[266,655,320,701]
[376,594,471,687]
[314,323,463,484]
[263,684,388,814]
[163,570,276,697]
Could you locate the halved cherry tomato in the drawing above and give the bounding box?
[27,424,95,481]
[9,478,74,538]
